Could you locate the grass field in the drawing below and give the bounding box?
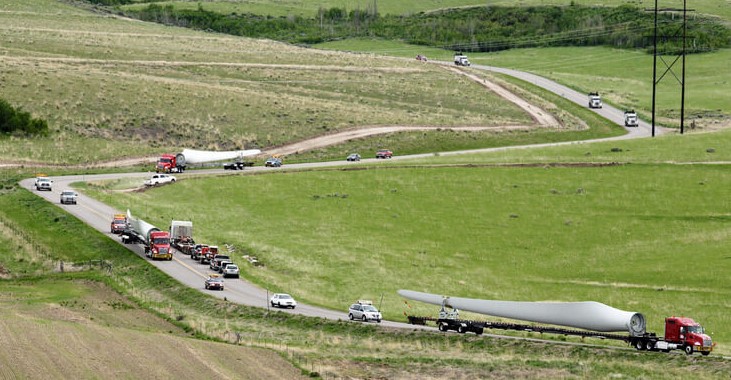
[83,128,731,353]
[2,178,730,378]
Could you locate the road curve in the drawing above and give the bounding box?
[19,63,670,348]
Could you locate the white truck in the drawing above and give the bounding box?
[624,110,639,127]
[588,92,603,109]
[144,173,176,186]
[454,53,471,66]
[60,190,78,205]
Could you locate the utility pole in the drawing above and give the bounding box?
[648,1,693,136]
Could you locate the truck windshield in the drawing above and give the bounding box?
[686,325,704,334]
[159,158,171,164]
[153,237,169,244]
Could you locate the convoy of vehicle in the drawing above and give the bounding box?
[348,300,382,323]
[59,190,78,204]
[144,173,176,186]
[375,149,393,159]
[270,293,297,309]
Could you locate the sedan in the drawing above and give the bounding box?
[346,153,361,161]
[265,158,282,167]
[270,293,297,309]
[375,149,393,159]
[204,276,224,291]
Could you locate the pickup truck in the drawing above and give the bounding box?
[144,174,176,186]
[35,177,53,191]
[60,190,78,205]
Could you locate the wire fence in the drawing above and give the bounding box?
[0,213,113,275]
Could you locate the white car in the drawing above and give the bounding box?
[60,190,78,205]
[270,293,297,309]
[144,174,176,186]
[348,301,381,323]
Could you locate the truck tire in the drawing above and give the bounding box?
[684,345,693,355]
[438,323,448,332]
[634,340,645,351]
[701,351,710,356]
[348,313,354,321]
[645,340,655,351]
[457,325,467,334]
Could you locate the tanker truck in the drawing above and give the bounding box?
[400,290,713,356]
[156,148,261,173]
[121,210,172,260]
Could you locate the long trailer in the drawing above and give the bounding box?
[400,290,713,356]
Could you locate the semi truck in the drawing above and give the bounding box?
[400,290,713,356]
[170,220,194,252]
[156,148,261,173]
[624,110,639,127]
[454,53,471,66]
[121,210,172,260]
[588,92,603,108]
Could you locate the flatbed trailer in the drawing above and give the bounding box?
[407,315,635,341]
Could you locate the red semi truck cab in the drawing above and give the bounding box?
[156,153,186,173]
[148,230,172,260]
[665,317,713,355]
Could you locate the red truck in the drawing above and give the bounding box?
[401,290,714,356]
[407,311,713,356]
[156,153,186,173]
[121,210,173,261]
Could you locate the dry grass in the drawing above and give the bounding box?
[0,1,536,164]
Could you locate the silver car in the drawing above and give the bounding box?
[270,293,297,309]
[348,302,381,323]
[221,263,239,278]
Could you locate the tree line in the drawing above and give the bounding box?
[125,3,730,54]
[0,99,49,137]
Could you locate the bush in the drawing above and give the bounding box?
[0,99,49,137]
